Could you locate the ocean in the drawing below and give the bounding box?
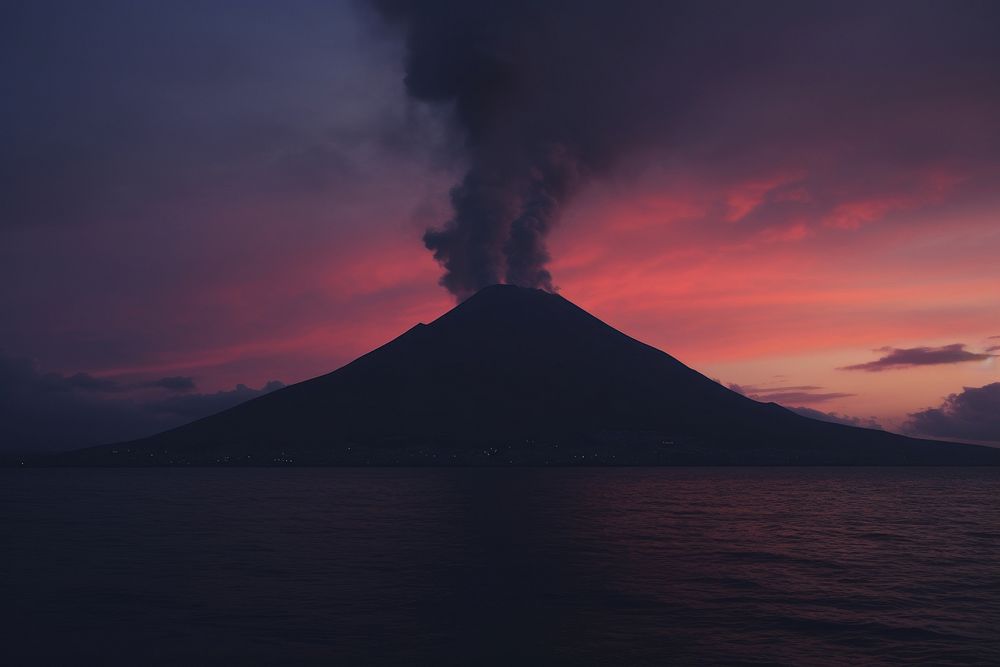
[4,467,999,665]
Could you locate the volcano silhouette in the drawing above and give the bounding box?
[66,285,999,465]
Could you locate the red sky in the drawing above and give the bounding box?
[63,154,997,436]
[1,1,998,449]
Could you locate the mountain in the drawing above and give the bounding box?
[59,285,999,465]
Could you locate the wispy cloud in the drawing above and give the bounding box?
[729,383,854,405]
[788,406,882,430]
[840,344,993,372]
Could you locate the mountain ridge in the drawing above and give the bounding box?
[51,284,1000,465]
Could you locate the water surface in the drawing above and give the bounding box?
[4,468,999,664]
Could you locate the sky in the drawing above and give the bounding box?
[2,0,998,452]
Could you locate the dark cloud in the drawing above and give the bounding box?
[149,381,285,420]
[904,383,1000,443]
[147,376,197,393]
[729,383,854,405]
[61,373,124,393]
[4,367,198,395]
[0,352,282,453]
[788,407,882,430]
[987,345,1000,353]
[371,0,1000,298]
[840,344,994,372]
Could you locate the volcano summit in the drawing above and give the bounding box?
[62,285,999,466]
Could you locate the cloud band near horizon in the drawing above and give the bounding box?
[840,344,994,372]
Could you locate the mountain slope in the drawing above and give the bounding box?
[63,285,1000,465]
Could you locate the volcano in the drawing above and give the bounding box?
[63,285,999,465]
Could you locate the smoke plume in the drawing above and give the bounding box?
[371,0,1000,299]
[371,0,670,298]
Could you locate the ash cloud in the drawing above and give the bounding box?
[840,344,994,372]
[371,0,798,298]
[370,0,1000,299]
[905,383,1000,443]
[372,0,613,297]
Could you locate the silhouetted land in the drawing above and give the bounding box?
[41,285,1000,465]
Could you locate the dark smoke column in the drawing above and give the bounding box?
[369,2,998,301]
[371,0,588,300]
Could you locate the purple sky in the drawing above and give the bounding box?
[2,1,999,451]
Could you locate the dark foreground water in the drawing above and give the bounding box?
[3,468,999,665]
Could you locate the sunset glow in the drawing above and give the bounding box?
[2,0,998,450]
